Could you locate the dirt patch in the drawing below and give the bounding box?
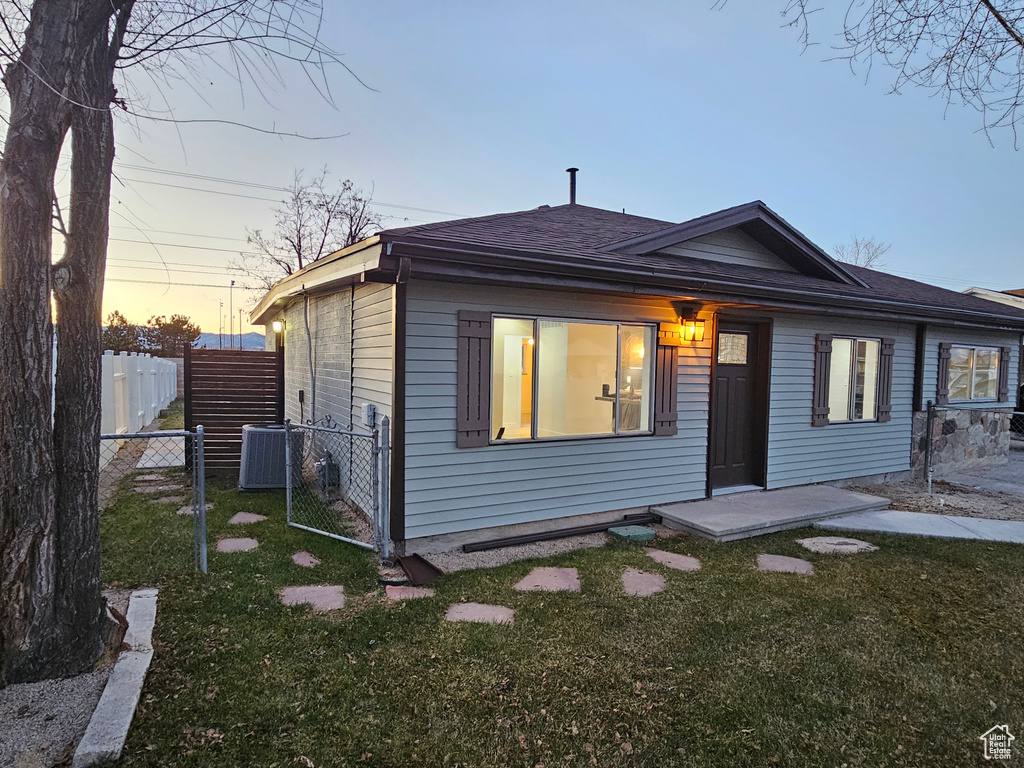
[852,479,1024,522]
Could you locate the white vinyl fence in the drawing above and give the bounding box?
[100,350,178,440]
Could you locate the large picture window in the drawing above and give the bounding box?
[949,345,1000,401]
[827,337,880,422]
[490,317,655,441]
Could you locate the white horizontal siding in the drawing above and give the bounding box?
[766,314,916,487]
[921,325,1020,409]
[403,280,709,539]
[274,292,352,426]
[351,283,394,428]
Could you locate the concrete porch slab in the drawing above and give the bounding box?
[653,485,890,542]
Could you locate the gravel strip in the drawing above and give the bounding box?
[427,532,609,573]
[852,479,1024,522]
[0,666,112,768]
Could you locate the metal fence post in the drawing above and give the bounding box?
[284,419,293,526]
[195,424,208,574]
[380,415,391,562]
[371,426,380,552]
[924,400,935,495]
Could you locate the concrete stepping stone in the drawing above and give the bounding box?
[621,568,666,596]
[228,512,267,525]
[135,474,164,482]
[757,554,815,575]
[647,549,701,571]
[280,585,345,611]
[292,551,321,568]
[386,585,435,600]
[513,566,581,592]
[177,502,213,516]
[156,496,186,504]
[797,536,878,555]
[217,537,258,553]
[445,602,514,625]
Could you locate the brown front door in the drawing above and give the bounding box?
[710,321,768,490]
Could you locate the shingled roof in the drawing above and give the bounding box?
[381,202,1024,327]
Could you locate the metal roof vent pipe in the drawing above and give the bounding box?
[566,167,579,204]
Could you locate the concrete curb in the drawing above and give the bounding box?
[73,589,158,768]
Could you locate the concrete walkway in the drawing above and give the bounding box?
[817,509,1024,544]
[654,485,889,542]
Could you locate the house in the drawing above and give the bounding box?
[250,199,1024,553]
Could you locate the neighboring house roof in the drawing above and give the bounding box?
[963,286,1024,314]
[252,201,1024,329]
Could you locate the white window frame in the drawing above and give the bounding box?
[828,336,881,424]
[489,316,657,443]
[948,344,1001,402]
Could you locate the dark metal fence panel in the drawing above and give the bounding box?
[284,419,390,558]
[185,346,284,473]
[99,428,208,573]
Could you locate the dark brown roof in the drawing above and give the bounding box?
[381,202,1024,326]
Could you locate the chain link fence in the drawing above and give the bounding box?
[920,402,1023,492]
[100,426,208,572]
[284,420,390,559]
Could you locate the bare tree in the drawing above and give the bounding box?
[780,1,1024,142]
[833,236,891,268]
[0,1,354,686]
[236,169,383,291]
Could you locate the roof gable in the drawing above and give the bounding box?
[655,227,798,273]
[601,201,868,288]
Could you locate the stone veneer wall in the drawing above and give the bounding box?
[911,408,1012,477]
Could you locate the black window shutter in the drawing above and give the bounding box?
[812,334,833,427]
[998,346,1012,402]
[877,337,895,423]
[654,325,680,436]
[936,342,952,406]
[456,310,491,448]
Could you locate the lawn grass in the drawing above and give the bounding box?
[102,479,1024,767]
[158,398,185,430]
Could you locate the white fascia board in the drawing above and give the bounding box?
[249,238,383,325]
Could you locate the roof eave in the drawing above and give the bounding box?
[249,237,383,325]
[387,238,1024,331]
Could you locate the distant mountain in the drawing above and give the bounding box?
[194,331,266,351]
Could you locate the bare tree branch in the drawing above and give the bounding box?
[778,1,1024,144]
[232,169,384,291]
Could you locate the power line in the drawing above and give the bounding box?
[115,163,469,217]
[105,277,256,290]
[109,236,257,255]
[107,262,234,277]
[109,225,248,243]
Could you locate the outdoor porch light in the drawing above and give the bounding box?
[682,319,706,342]
[272,320,284,333]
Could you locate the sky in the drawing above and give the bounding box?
[51,1,1024,338]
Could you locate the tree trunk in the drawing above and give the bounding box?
[51,5,128,678]
[0,0,130,686]
[0,0,78,687]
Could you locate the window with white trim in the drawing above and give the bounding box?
[490,317,655,441]
[949,345,1000,401]
[827,337,880,422]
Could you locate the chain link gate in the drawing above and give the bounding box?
[284,418,391,559]
[99,426,208,573]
